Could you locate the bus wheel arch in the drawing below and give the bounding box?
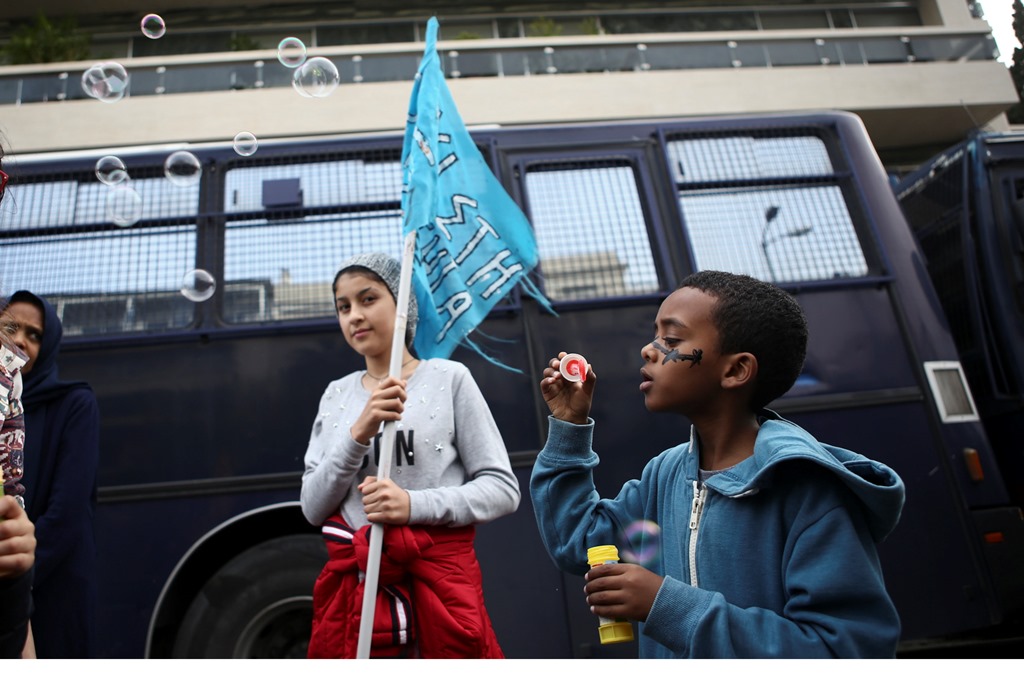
[146,502,325,658]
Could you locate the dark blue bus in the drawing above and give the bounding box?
[896,131,1024,504]
[1,110,1021,657]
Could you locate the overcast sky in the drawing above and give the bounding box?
[985,0,1019,66]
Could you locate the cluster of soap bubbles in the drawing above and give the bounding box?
[81,13,325,300]
[95,156,140,227]
[95,155,129,186]
[80,14,167,103]
[93,149,216,300]
[93,148,204,230]
[81,62,130,103]
[81,13,166,103]
[277,37,340,98]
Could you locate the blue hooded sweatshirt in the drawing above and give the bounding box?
[530,409,905,658]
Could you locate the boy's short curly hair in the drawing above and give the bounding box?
[678,270,808,410]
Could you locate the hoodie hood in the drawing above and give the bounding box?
[699,409,905,543]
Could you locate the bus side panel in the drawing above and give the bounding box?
[94,487,301,657]
[473,471,579,657]
[63,330,347,487]
[790,404,997,639]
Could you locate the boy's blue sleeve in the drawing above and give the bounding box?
[530,416,648,575]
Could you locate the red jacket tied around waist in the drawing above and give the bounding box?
[308,517,504,658]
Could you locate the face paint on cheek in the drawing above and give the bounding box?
[652,340,703,367]
[651,340,671,356]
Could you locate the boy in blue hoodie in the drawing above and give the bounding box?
[531,270,905,658]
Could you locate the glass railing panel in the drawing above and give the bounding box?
[548,45,640,73]
[646,43,733,70]
[730,43,769,68]
[857,36,913,63]
[442,50,502,78]
[909,35,995,62]
[0,79,19,106]
[349,53,420,83]
[765,40,827,67]
[0,33,999,105]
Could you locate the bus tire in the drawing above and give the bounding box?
[170,534,326,658]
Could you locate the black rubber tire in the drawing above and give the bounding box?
[171,534,327,658]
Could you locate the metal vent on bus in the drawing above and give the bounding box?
[923,361,980,423]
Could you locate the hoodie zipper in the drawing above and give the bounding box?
[688,480,706,587]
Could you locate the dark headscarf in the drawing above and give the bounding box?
[7,291,90,405]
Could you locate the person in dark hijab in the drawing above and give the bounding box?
[3,291,98,658]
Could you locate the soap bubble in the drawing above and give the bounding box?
[232,132,259,156]
[95,156,128,185]
[619,520,661,566]
[277,37,307,68]
[106,185,143,227]
[164,151,202,187]
[181,269,216,302]
[292,57,339,98]
[141,14,166,39]
[81,62,129,103]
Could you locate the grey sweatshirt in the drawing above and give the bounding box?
[300,358,520,529]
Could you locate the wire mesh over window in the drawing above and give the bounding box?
[896,149,973,352]
[524,161,660,301]
[666,133,870,283]
[221,153,405,324]
[896,148,988,388]
[0,171,200,337]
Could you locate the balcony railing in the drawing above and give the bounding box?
[0,28,998,106]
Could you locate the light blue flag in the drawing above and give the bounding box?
[400,17,551,367]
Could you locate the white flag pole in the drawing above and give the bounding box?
[356,229,417,659]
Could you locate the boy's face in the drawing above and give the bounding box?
[639,287,725,415]
[333,272,397,359]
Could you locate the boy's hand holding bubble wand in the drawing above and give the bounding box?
[540,352,596,426]
[540,351,665,624]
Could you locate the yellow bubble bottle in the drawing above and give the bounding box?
[586,545,635,644]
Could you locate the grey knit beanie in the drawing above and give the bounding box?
[334,253,418,341]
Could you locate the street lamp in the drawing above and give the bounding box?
[760,205,812,282]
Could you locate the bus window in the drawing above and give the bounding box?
[666,134,870,283]
[523,161,660,301]
[223,212,403,323]
[1,225,198,335]
[221,155,405,324]
[0,173,202,336]
[0,176,200,229]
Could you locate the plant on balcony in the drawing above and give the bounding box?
[581,17,602,35]
[2,13,90,65]
[527,17,563,37]
[229,34,263,52]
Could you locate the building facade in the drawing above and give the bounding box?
[0,1,1017,168]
